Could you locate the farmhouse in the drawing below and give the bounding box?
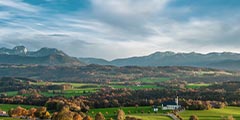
[162,96,181,110]
[0,110,8,117]
[61,84,73,90]
[153,105,159,112]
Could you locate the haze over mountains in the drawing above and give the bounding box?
[79,51,240,70]
[0,46,83,66]
[1,46,240,70]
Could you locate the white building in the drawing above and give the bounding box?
[162,96,181,110]
[153,105,159,112]
[0,110,8,117]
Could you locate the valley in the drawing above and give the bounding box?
[0,0,239,119]
[0,65,240,120]
[1,47,240,120]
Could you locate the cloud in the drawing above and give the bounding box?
[89,0,170,37]
[0,0,40,12]
[0,0,240,59]
[0,12,12,19]
[91,0,168,16]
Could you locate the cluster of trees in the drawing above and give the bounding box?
[0,77,34,92]
[85,87,239,109]
[1,84,240,111]
[182,100,225,110]
[45,97,89,112]
[157,79,187,89]
[0,94,48,106]
[180,76,240,83]
[52,106,89,120]
[8,106,51,119]
[0,77,76,93]
[18,88,40,95]
[0,64,236,83]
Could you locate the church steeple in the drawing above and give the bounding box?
[175,96,179,105]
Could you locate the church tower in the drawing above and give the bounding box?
[175,96,179,105]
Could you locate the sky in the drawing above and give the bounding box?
[0,0,240,60]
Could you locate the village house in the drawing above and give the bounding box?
[0,110,8,117]
[153,105,159,112]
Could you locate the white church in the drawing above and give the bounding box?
[161,96,181,110]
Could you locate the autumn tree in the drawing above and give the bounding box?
[117,109,125,120]
[52,106,74,120]
[227,115,235,120]
[34,107,51,119]
[95,112,105,120]
[189,115,199,120]
[221,115,235,120]
[83,116,93,120]
[74,113,83,120]
[27,108,37,119]
[8,106,28,117]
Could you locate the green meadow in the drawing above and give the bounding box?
[109,84,161,90]
[129,114,172,120]
[31,82,101,98]
[0,117,19,120]
[1,104,240,120]
[186,83,210,89]
[133,77,171,83]
[0,104,39,111]
[180,106,240,120]
[88,106,170,119]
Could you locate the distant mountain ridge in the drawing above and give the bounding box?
[79,51,240,70]
[0,46,84,66]
[0,46,66,57]
[2,46,240,70]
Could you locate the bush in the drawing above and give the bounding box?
[189,115,199,120]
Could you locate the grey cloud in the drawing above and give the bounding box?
[1,0,240,59]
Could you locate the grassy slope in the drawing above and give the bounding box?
[133,77,171,83]
[110,84,161,90]
[31,82,100,98]
[130,114,171,120]
[180,106,240,120]
[186,83,210,89]
[89,106,170,119]
[1,104,240,120]
[0,104,39,111]
[0,104,39,120]
[0,117,19,120]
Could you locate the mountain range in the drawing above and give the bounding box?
[1,46,240,70]
[0,46,83,66]
[79,51,240,70]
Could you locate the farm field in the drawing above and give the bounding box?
[0,117,19,120]
[1,81,210,99]
[129,114,171,120]
[32,81,168,97]
[109,84,161,90]
[3,91,18,97]
[133,77,171,83]
[0,104,39,111]
[30,82,101,98]
[1,79,168,98]
[88,106,170,119]
[1,105,240,120]
[40,88,97,98]
[186,83,210,89]
[180,106,240,120]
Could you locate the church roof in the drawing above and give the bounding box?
[161,101,178,106]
